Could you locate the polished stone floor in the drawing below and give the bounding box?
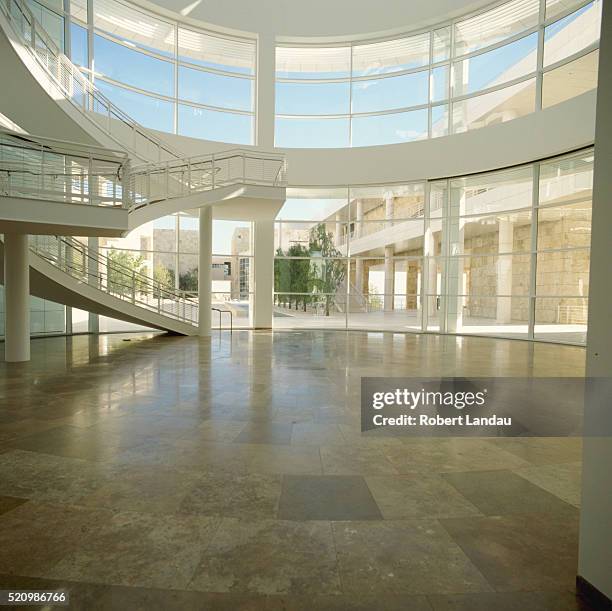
[0,330,593,610]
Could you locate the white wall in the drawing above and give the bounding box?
[145,91,596,187]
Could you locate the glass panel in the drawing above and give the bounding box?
[351,70,429,113]
[349,221,424,255]
[276,46,351,79]
[277,188,349,221]
[457,296,530,337]
[536,248,590,296]
[542,50,599,108]
[70,21,88,68]
[94,35,174,96]
[178,28,255,75]
[431,104,449,138]
[349,184,426,220]
[96,80,174,132]
[462,210,533,253]
[546,0,590,21]
[538,204,592,249]
[94,0,175,57]
[450,166,533,216]
[213,220,253,255]
[351,108,428,147]
[178,65,253,111]
[27,0,64,50]
[275,221,347,254]
[454,0,540,56]
[544,1,601,67]
[70,0,87,22]
[452,33,538,97]
[433,27,451,62]
[351,33,430,76]
[275,117,350,148]
[538,150,594,205]
[178,104,253,144]
[276,81,350,115]
[431,65,449,102]
[452,78,536,133]
[534,297,587,343]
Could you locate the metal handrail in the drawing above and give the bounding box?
[211,307,233,332]
[0,127,129,207]
[28,235,199,326]
[1,0,182,163]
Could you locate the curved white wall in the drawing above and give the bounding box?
[147,91,596,186]
[133,0,495,40]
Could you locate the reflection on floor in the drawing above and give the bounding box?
[0,331,593,610]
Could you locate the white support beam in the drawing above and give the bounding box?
[198,206,212,336]
[4,233,30,362]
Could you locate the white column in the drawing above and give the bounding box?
[256,34,275,148]
[443,189,465,333]
[250,220,274,329]
[384,245,394,312]
[496,219,514,324]
[88,236,99,333]
[355,259,364,296]
[354,200,363,238]
[335,213,342,247]
[198,206,212,336]
[578,0,612,601]
[4,233,30,362]
[385,194,394,225]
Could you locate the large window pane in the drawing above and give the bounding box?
[538,151,594,205]
[94,35,174,96]
[534,297,587,343]
[431,66,450,102]
[450,167,533,216]
[452,78,536,133]
[542,50,599,108]
[536,248,590,296]
[351,108,428,147]
[94,0,175,57]
[27,0,64,50]
[452,33,538,97]
[351,70,428,113]
[277,188,349,222]
[178,28,255,75]
[178,65,252,111]
[178,104,253,144]
[275,117,349,148]
[433,27,451,62]
[351,33,430,76]
[96,80,174,132]
[454,0,539,56]
[537,204,591,249]
[431,105,449,138]
[544,1,601,67]
[276,81,350,115]
[70,21,88,68]
[276,46,351,79]
[349,184,425,221]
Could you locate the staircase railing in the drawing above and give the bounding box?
[28,235,198,326]
[0,0,182,163]
[0,127,129,207]
[128,149,287,209]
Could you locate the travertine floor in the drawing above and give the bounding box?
[0,331,592,610]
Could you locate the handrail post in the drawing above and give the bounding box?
[131,270,136,304]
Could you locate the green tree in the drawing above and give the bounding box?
[106,249,147,297]
[179,267,198,292]
[287,243,311,311]
[274,247,291,308]
[153,264,175,298]
[309,223,346,316]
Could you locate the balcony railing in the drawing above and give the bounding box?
[0,127,129,207]
[128,149,288,209]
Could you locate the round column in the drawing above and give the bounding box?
[4,233,30,362]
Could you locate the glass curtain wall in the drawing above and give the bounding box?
[275,0,601,147]
[65,0,256,143]
[273,148,592,344]
[99,215,254,331]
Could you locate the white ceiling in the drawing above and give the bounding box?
[131,0,498,40]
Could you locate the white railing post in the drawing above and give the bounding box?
[131,270,136,304]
